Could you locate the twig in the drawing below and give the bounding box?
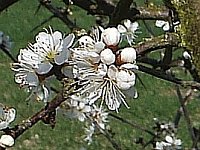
[96,123,122,150]
[135,33,180,55]
[174,88,193,128]
[0,45,17,63]
[175,85,197,149]
[109,113,156,136]
[72,0,169,21]
[31,15,55,32]
[39,0,77,30]
[109,0,133,26]
[1,80,74,147]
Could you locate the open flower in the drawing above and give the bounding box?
[118,19,139,45]
[64,94,92,122]
[0,104,16,130]
[18,27,75,74]
[155,135,182,150]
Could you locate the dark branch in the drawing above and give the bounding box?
[135,33,180,55]
[0,0,19,12]
[39,0,77,30]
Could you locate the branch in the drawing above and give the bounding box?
[39,0,77,30]
[109,113,155,136]
[72,0,169,23]
[175,86,197,149]
[109,0,133,26]
[1,79,74,148]
[0,0,19,12]
[135,33,180,55]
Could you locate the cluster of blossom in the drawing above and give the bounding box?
[10,19,139,143]
[153,118,182,150]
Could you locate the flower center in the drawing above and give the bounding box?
[46,50,58,61]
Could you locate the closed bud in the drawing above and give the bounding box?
[120,47,136,63]
[100,48,115,65]
[0,135,15,148]
[102,27,120,46]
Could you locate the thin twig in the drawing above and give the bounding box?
[175,85,197,149]
[109,113,156,136]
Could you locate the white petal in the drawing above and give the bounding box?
[36,63,53,74]
[63,33,75,48]
[26,72,39,86]
[120,63,138,70]
[163,23,170,31]
[174,139,182,146]
[52,31,62,44]
[94,42,105,53]
[0,135,15,147]
[120,47,137,63]
[155,142,164,150]
[130,22,139,32]
[0,122,8,130]
[117,25,127,33]
[55,49,68,65]
[107,65,118,79]
[6,108,16,123]
[78,36,94,47]
[165,135,173,144]
[155,20,166,28]
[102,27,120,46]
[124,19,131,29]
[183,51,191,59]
[100,48,115,65]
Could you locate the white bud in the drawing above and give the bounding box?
[116,70,136,90]
[100,48,115,65]
[120,47,136,63]
[183,51,191,59]
[165,135,173,144]
[0,135,15,148]
[102,27,120,46]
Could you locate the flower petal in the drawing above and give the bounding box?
[117,25,127,33]
[36,62,53,74]
[63,33,75,48]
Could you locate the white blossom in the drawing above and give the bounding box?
[155,20,170,31]
[120,47,137,63]
[100,48,115,65]
[102,27,120,46]
[18,27,74,74]
[183,51,191,59]
[116,69,136,90]
[84,125,95,144]
[0,105,16,130]
[0,135,15,148]
[62,94,92,122]
[155,20,180,32]
[118,19,139,45]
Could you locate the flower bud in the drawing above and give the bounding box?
[100,48,115,65]
[183,51,191,59]
[120,47,136,63]
[116,70,136,90]
[0,135,15,148]
[102,27,120,46]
